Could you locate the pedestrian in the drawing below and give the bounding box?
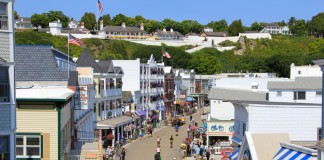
[211,146,215,160]
[156,147,161,153]
[175,125,179,136]
[195,121,198,127]
[187,128,190,138]
[170,135,174,148]
[157,136,161,147]
[121,147,126,160]
[149,128,153,137]
[154,152,161,160]
[206,148,210,160]
[190,115,192,121]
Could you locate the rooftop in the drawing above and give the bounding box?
[268,77,322,90]
[16,87,74,101]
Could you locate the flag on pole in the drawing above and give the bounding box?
[163,50,171,59]
[98,0,103,13]
[68,33,83,46]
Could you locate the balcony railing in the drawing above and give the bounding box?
[76,131,98,142]
[107,89,122,97]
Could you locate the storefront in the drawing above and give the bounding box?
[206,120,234,149]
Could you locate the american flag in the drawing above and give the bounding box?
[98,0,103,13]
[68,33,83,46]
[163,50,171,59]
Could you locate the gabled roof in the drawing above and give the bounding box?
[76,48,101,73]
[101,25,146,33]
[15,45,70,81]
[200,32,228,37]
[0,57,6,62]
[208,87,267,102]
[268,77,322,90]
[97,60,114,74]
[155,30,184,37]
[265,23,280,27]
[114,66,124,74]
[69,20,79,25]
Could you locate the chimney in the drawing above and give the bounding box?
[122,22,126,28]
[140,23,144,31]
[58,19,60,23]
[170,28,174,32]
[163,28,166,32]
[100,20,103,30]
[81,22,84,29]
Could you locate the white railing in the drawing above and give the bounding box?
[78,76,93,85]
[109,108,123,117]
[76,131,98,142]
[107,89,122,97]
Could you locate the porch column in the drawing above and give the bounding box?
[117,126,120,142]
[112,128,115,147]
[108,100,110,118]
[104,101,107,119]
[121,125,124,138]
[115,99,117,117]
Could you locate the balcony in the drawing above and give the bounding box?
[107,89,122,97]
[78,76,93,85]
[150,88,157,93]
[108,108,123,117]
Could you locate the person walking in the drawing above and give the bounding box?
[170,135,174,148]
[206,149,210,160]
[154,152,161,160]
[157,136,161,147]
[121,147,126,160]
[175,125,179,136]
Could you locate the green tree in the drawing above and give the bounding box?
[206,19,228,32]
[181,20,203,34]
[14,11,19,19]
[228,19,244,36]
[161,18,182,34]
[81,12,96,30]
[250,22,261,31]
[112,14,128,26]
[294,19,306,36]
[190,53,221,74]
[311,12,324,37]
[99,14,112,26]
[134,15,146,26]
[46,10,69,27]
[145,20,161,33]
[31,13,50,28]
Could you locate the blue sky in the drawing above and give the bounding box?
[15,0,323,26]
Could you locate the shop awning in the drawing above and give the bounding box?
[229,149,239,160]
[232,136,242,145]
[96,116,133,129]
[273,147,312,160]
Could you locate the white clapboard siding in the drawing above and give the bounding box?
[249,104,321,141]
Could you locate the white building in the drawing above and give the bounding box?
[0,0,15,159]
[260,23,290,35]
[99,22,147,39]
[14,17,36,29]
[113,55,165,119]
[209,77,322,149]
[68,20,79,29]
[204,27,213,33]
[290,63,321,79]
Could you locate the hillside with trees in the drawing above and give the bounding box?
[16,31,324,77]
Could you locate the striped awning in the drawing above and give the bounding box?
[229,149,239,160]
[273,147,312,160]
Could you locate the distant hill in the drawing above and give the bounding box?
[16,31,324,77]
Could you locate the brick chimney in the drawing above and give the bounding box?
[100,20,103,30]
[81,22,84,29]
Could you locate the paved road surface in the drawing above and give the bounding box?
[123,109,204,160]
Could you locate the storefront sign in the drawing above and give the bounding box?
[180,95,186,98]
[207,121,234,135]
[80,86,89,110]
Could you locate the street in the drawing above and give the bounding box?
[123,109,204,160]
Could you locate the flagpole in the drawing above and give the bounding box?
[68,32,70,79]
[161,46,163,63]
[96,1,98,32]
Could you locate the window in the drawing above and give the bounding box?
[276,91,282,96]
[294,91,306,100]
[243,123,246,136]
[316,91,322,96]
[318,128,322,140]
[0,67,9,102]
[0,2,8,30]
[0,136,9,159]
[298,70,301,75]
[16,135,41,158]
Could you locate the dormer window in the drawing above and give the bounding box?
[0,67,9,102]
